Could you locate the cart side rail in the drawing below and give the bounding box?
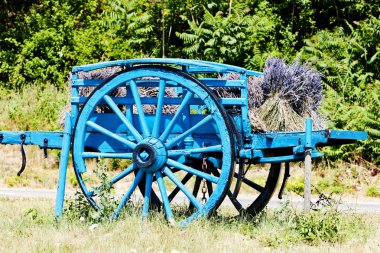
[72,58,249,74]
[70,64,253,138]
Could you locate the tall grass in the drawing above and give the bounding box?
[0,85,67,188]
[0,196,378,252]
[58,166,375,249]
[0,84,68,131]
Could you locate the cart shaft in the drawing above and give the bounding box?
[0,131,64,149]
[240,129,367,163]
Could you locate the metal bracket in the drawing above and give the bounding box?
[278,162,290,199]
[293,145,305,155]
[17,134,27,176]
[43,138,48,158]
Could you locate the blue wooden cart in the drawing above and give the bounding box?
[0,59,366,225]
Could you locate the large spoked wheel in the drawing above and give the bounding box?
[72,66,234,225]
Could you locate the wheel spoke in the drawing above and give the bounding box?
[113,169,144,219]
[206,180,213,196]
[109,164,136,185]
[227,190,244,212]
[142,173,153,219]
[125,86,133,122]
[167,145,222,157]
[152,79,166,138]
[234,172,264,192]
[188,176,201,210]
[88,164,136,197]
[86,121,137,150]
[168,172,193,201]
[129,80,150,138]
[156,171,174,221]
[163,167,202,210]
[212,166,264,193]
[167,159,219,184]
[192,176,202,198]
[82,152,133,159]
[159,91,193,142]
[210,169,244,212]
[165,115,213,149]
[103,95,143,141]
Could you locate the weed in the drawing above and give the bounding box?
[4,174,29,187]
[239,202,370,247]
[107,158,132,171]
[23,207,51,225]
[64,160,118,224]
[296,208,343,243]
[366,185,380,197]
[24,207,39,221]
[286,176,304,195]
[68,172,78,187]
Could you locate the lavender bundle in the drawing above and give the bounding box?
[214,73,267,131]
[218,58,327,132]
[256,58,326,131]
[76,67,123,97]
[259,58,323,114]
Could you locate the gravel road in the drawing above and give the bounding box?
[1,187,380,213]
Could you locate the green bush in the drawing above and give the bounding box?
[286,177,304,195]
[316,177,347,194]
[0,0,378,168]
[0,84,68,131]
[366,184,380,197]
[300,16,380,166]
[239,203,370,247]
[64,161,118,224]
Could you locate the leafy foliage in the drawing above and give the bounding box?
[64,160,118,224]
[0,84,67,131]
[300,16,380,165]
[0,0,378,165]
[177,2,282,68]
[237,201,370,247]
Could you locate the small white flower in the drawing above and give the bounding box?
[79,217,85,222]
[89,224,98,231]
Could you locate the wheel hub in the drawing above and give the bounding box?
[132,137,167,173]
